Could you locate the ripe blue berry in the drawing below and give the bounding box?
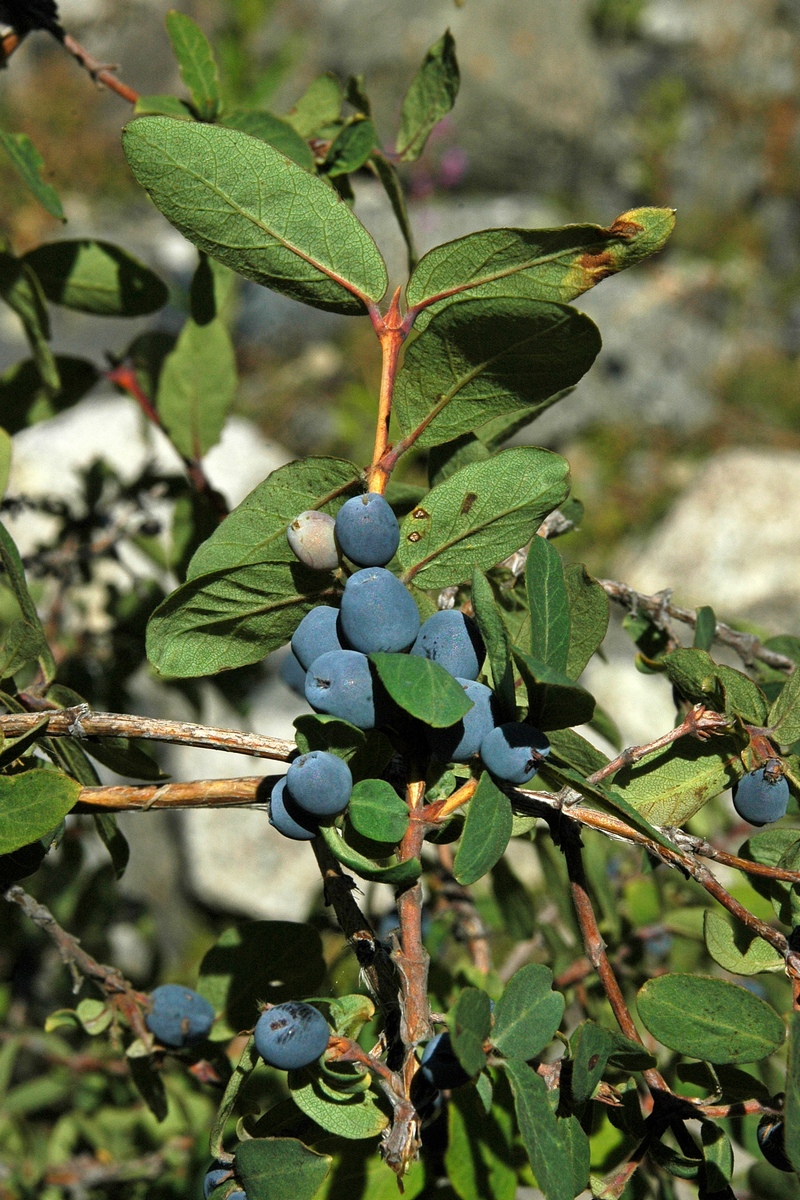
[732,766,789,826]
[757,1116,794,1172]
[334,493,400,566]
[145,984,215,1048]
[304,649,382,729]
[286,750,353,817]
[269,777,319,841]
[291,606,344,670]
[286,511,339,571]
[428,679,496,762]
[254,1001,330,1070]
[420,1032,471,1090]
[480,722,551,784]
[338,568,420,654]
[411,610,485,680]
[279,650,307,697]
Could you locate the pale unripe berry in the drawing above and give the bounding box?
[286,511,339,571]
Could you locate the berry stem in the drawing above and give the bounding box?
[367,288,406,495]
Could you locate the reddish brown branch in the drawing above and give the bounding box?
[587,704,732,785]
[62,33,139,104]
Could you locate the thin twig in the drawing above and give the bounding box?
[587,704,732,784]
[62,33,139,104]
[74,777,267,812]
[3,886,150,1044]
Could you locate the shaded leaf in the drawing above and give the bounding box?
[324,118,376,177]
[398,448,570,589]
[0,127,64,220]
[317,824,421,885]
[0,356,99,434]
[0,769,81,855]
[492,963,564,1061]
[0,253,59,393]
[396,31,459,163]
[449,987,492,1077]
[235,1137,332,1200]
[23,240,168,317]
[471,569,516,720]
[293,715,393,784]
[637,974,785,1063]
[453,772,512,886]
[122,118,387,315]
[502,1059,572,1200]
[156,317,237,459]
[526,535,570,673]
[785,1011,800,1172]
[221,108,314,169]
[0,521,55,682]
[393,297,601,449]
[513,648,595,731]
[446,1085,517,1200]
[369,651,472,728]
[165,10,221,121]
[570,1021,655,1107]
[609,735,744,827]
[92,813,130,880]
[563,563,609,680]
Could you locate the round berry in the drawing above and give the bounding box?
[145,984,215,1048]
[286,511,338,571]
[480,722,551,784]
[291,606,344,670]
[269,776,319,841]
[334,493,400,567]
[758,1115,794,1173]
[254,1001,330,1070]
[286,750,353,817]
[304,649,382,729]
[279,650,307,697]
[428,678,496,762]
[732,766,790,827]
[420,1032,471,1090]
[338,568,420,654]
[411,610,484,680]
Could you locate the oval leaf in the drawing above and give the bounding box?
[369,652,472,728]
[317,823,421,886]
[165,10,221,122]
[156,317,237,458]
[348,778,408,844]
[491,963,564,1061]
[122,118,388,315]
[703,910,783,976]
[235,1137,331,1200]
[396,31,459,163]
[0,769,81,855]
[502,1059,573,1200]
[23,240,168,317]
[394,297,600,449]
[453,772,513,886]
[398,448,570,589]
[288,1070,389,1139]
[637,974,785,1064]
[449,987,492,1077]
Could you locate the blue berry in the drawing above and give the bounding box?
[279,650,307,697]
[334,493,400,567]
[420,1032,471,1090]
[305,649,382,729]
[757,1116,794,1173]
[145,984,215,1048]
[269,776,319,841]
[291,606,344,670]
[286,510,339,570]
[732,766,789,826]
[203,1165,232,1199]
[286,750,353,817]
[480,722,551,784]
[254,1001,330,1070]
[428,678,496,762]
[411,610,484,680]
[338,568,420,654]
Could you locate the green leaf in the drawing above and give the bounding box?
[23,240,168,317]
[407,207,676,326]
[286,73,343,138]
[471,569,516,720]
[288,1069,389,1139]
[0,428,10,501]
[785,1011,800,1172]
[526,536,570,673]
[221,109,314,169]
[198,921,326,1039]
[428,433,491,488]
[324,118,376,177]
[512,648,595,731]
[0,127,64,220]
[715,664,769,725]
[609,735,744,827]
[348,778,408,844]
[76,998,113,1036]
[449,987,492,1077]
[393,297,601,450]
[398,448,571,589]
[570,1022,656,1107]
[156,317,237,459]
[146,457,360,676]
[369,651,472,728]
[293,715,393,784]
[701,1122,733,1191]
[92,813,130,880]
[703,910,783,976]
[636,974,785,1063]
[563,564,609,680]
[396,31,459,163]
[445,1086,517,1200]
[122,118,388,315]
[662,647,768,724]
[317,824,421,886]
[453,772,512,886]
[492,963,564,1061]
[769,666,800,746]
[0,356,98,435]
[772,840,800,927]
[0,619,42,681]
[189,254,236,327]
[235,1137,332,1200]
[548,727,609,776]
[693,605,717,651]
[0,521,55,682]
[134,94,194,119]
[0,253,59,394]
[502,1059,573,1200]
[0,769,81,855]
[165,10,221,122]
